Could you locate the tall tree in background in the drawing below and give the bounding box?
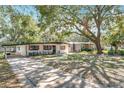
[7,15,40,44]
[37,5,120,54]
[0,6,14,43]
[106,16,124,53]
[41,30,72,42]
[0,6,40,44]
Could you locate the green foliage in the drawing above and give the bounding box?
[108,49,124,56]
[102,49,108,54]
[41,30,72,42]
[118,50,124,56]
[0,6,14,42]
[37,5,121,54]
[108,50,115,55]
[105,16,124,49]
[1,5,123,53]
[8,15,40,44]
[65,33,89,42]
[0,6,40,44]
[0,52,5,59]
[81,48,92,52]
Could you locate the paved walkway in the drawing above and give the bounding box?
[7,57,101,88]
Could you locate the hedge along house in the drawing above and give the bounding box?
[2,42,95,56]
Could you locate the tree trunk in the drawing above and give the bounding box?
[95,39,103,54]
[114,45,118,54]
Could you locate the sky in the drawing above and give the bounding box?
[12,5,124,19]
[13,5,40,22]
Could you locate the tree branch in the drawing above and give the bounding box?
[61,6,82,24]
[74,24,96,42]
[81,17,97,39]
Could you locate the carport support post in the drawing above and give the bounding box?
[4,47,7,59]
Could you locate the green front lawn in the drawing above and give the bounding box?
[29,52,124,87]
[32,52,124,63]
[43,53,124,87]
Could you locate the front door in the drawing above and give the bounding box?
[73,44,76,52]
[52,46,56,54]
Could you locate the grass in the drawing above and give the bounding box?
[60,54,90,62]
[31,52,124,87]
[80,50,97,55]
[0,59,23,88]
[32,54,63,59]
[103,50,109,54]
[40,53,124,67]
[0,52,5,59]
[32,51,124,63]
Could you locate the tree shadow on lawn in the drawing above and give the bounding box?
[47,55,124,88]
[0,59,22,88]
[7,56,124,88]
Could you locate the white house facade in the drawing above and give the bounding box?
[2,42,95,56]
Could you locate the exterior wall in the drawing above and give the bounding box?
[10,42,97,56]
[68,42,95,52]
[16,44,69,56]
[16,45,27,56]
[75,44,81,52]
[68,44,81,52]
[68,44,73,52]
[58,44,69,54]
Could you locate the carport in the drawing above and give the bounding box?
[2,44,18,58]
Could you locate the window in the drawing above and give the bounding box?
[60,46,65,50]
[84,44,90,49]
[29,45,39,50]
[43,45,52,50]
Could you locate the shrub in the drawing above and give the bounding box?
[0,52,5,59]
[108,49,124,56]
[118,50,124,56]
[108,50,115,55]
[81,48,92,52]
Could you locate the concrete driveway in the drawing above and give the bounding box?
[7,57,89,88]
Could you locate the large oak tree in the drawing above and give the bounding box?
[37,5,121,54]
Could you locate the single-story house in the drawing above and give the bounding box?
[2,42,95,56]
[0,47,4,52]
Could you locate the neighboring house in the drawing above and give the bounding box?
[2,42,95,56]
[0,47,4,52]
[80,42,95,49]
